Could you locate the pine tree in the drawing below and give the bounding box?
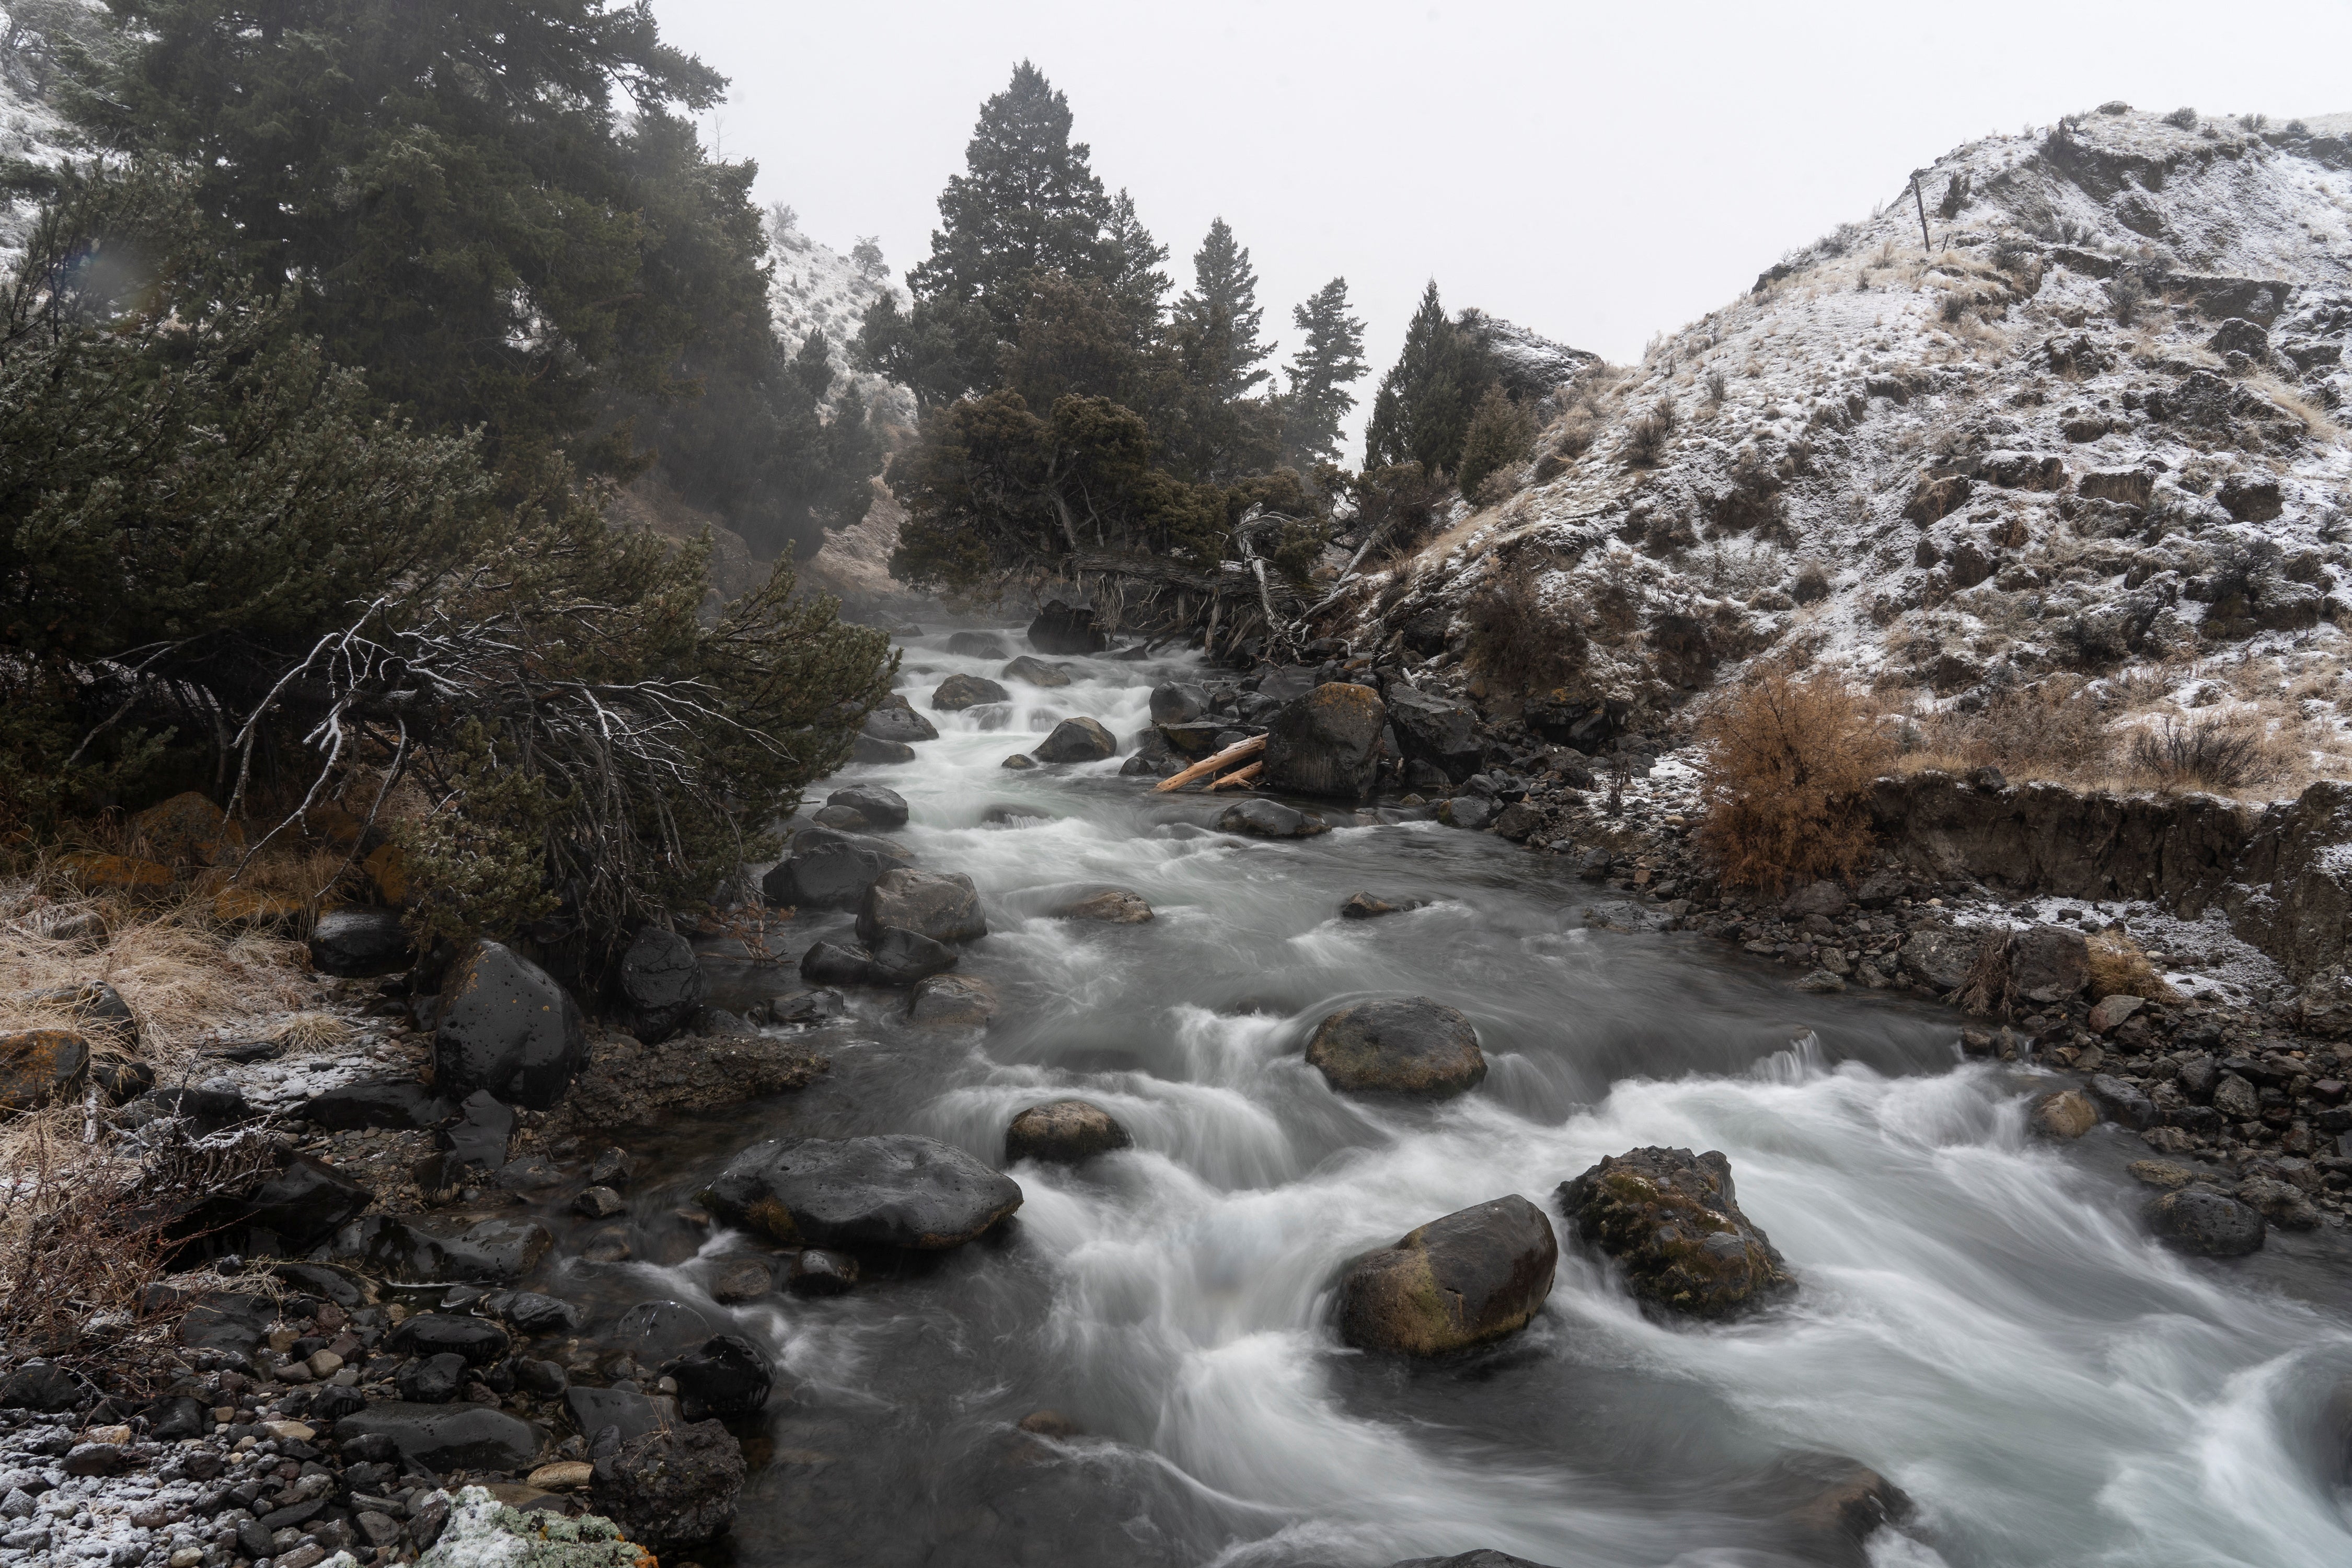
[1363,280,1491,475]
[1102,188,1169,340]
[1455,384,1537,501]
[1172,218,1270,402]
[882,60,1115,400]
[1279,276,1366,468]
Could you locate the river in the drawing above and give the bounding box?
[560,629,2352,1567]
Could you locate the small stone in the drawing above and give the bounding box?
[2127,1160,2196,1190]
[575,1185,626,1218]
[262,1419,316,1443]
[1050,888,1153,923]
[1001,753,1037,769]
[787,1249,859,1297]
[709,1259,774,1304]
[1794,969,1847,993]
[528,1460,595,1491]
[2089,994,2146,1034]
[170,1549,205,1568]
[304,1350,343,1379]
[1005,1100,1133,1164]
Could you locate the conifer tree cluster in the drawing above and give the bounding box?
[0,1,892,953]
[863,63,1368,592]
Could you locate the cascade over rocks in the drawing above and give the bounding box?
[1262,683,1386,801]
[763,825,914,910]
[432,941,588,1110]
[1005,1099,1133,1163]
[1555,1147,1792,1316]
[1306,997,1485,1097]
[1028,599,1108,654]
[1334,1195,1559,1356]
[857,868,986,944]
[701,1133,1023,1250]
[1034,715,1117,762]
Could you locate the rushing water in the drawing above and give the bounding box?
[552,631,2352,1567]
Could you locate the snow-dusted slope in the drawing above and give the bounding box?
[765,214,916,432]
[0,50,79,276]
[1344,106,2352,734]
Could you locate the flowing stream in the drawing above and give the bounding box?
[556,631,2352,1567]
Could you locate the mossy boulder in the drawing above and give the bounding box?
[1334,1195,1558,1355]
[1555,1146,1791,1316]
[1305,997,1484,1098]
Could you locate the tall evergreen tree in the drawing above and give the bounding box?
[866,60,1115,404]
[1279,277,1366,469]
[1172,217,1270,402]
[1102,187,1170,341]
[1363,280,1491,475]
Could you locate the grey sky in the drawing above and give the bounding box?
[653,0,2352,456]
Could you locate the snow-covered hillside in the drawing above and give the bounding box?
[0,31,79,275]
[1337,104,2352,786]
[765,211,916,432]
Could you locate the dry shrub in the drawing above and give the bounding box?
[1938,677,2114,780]
[2086,929,2179,1002]
[1694,666,1896,892]
[1466,563,1587,695]
[2125,716,2278,792]
[1620,399,1679,468]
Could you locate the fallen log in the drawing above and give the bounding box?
[1206,761,1262,791]
[1152,732,1266,792]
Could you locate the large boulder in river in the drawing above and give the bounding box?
[908,973,998,1027]
[1383,683,1484,783]
[1262,683,1386,801]
[1002,654,1073,687]
[432,941,587,1110]
[800,928,958,987]
[946,631,1012,659]
[1149,682,1208,725]
[827,783,909,829]
[1005,1099,1133,1164]
[1027,599,1108,654]
[857,868,986,944]
[1306,997,1485,1098]
[932,673,1009,711]
[762,825,913,910]
[701,1134,1023,1249]
[1034,715,1117,763]
[1556,1147,1791,1316]
[862,694,939,744]
[1050,887,1153,923]
[1219,799,1329,838]
[1335,1196,1558,1356]
[619,926,704,1044]
[2147,1184,2267,1255]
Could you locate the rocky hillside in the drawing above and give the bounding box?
[765,213,917,432]
[1334,105,2352,789]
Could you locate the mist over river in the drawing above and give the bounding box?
[560,630,2352,1568]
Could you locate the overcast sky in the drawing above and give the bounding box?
[653,0,2352,456]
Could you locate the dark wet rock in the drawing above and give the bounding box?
[1335,1195,1559,1356]
[396,1353,467,1404]
[618,1299,716,1362]
[27,980,135,1044]
[1339,892,1426,919]
[1493,801,1543,841]
[440,1088,515,1176]
[702,1133,1023,1250]
[90,1058,153,1103]
[1027,599,1107,655]
[1389,1551,1561,1568]
[2027,1089,2099,1139]
[2086,1074,2156,1131]
[433,941,588,1110]
[494,1291,584,1335]
[1218,799,1329,838]
[907,973,999,1028]
[0,1029,88,1112]
[801,927,960,987]
[1383,683,1484,783]
[333,1402,545,1473]
[857,868,986,944]
[564,1386,665,1444]
[298,1077,451,1132]
[662,1334,775,1422]
[1050,887,1153,923]
[1305,997,1485,1098]
[709,1258,774,1304]
[231,1155,370,1254]
[862,695,939,744]
[1761,1451,1916,1566]
[307,907,414,978]
[760,825,915,911]
[575,1184,626,1218]
[1001,752,1037,769]
[588,1419,746,1550]
[2212,1070,2259,1122]
[946,631,1013,659]
[1439,795,1498,831]
[827,783,909,829]
[2147,1184,2267,1255]
[1002,654,1073,686]
[852,733,917,765]
[1149,683,1209,725]
[560,1027,827,1130]
[932,673,1010,711]
[618,927,705,1045]
[2237,1175,2322,1230]
[1005,1099,1133,1164]
[691,1005,757,1039]
[2007,925,2090,1004]
[0,1362,80,1411]
[1780,880,1849,919]
[148,1394,206,1439]
[178,1292,274,1353]
[129,1081,252,1134]
[1262,683,1386,802]
[321,1214,553,1284]
[390,1313,513,1365]
[1555,1147,1792,1316]
[1897,927,1978,993]
[1034,715,1118,763]
[1157,720,1227,756]
[517,1358,568,1397]
[788,1248,860,1296]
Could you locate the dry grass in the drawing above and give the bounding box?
[2087,929,2180,1003]
[1465,562,1587,696]
[1694,666,1897,892]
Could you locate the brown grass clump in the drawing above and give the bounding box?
[1694,666,1897,892]
[2086,929,2180,1002]
[1900,677,2117,782]
[1465,562,1588,696]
